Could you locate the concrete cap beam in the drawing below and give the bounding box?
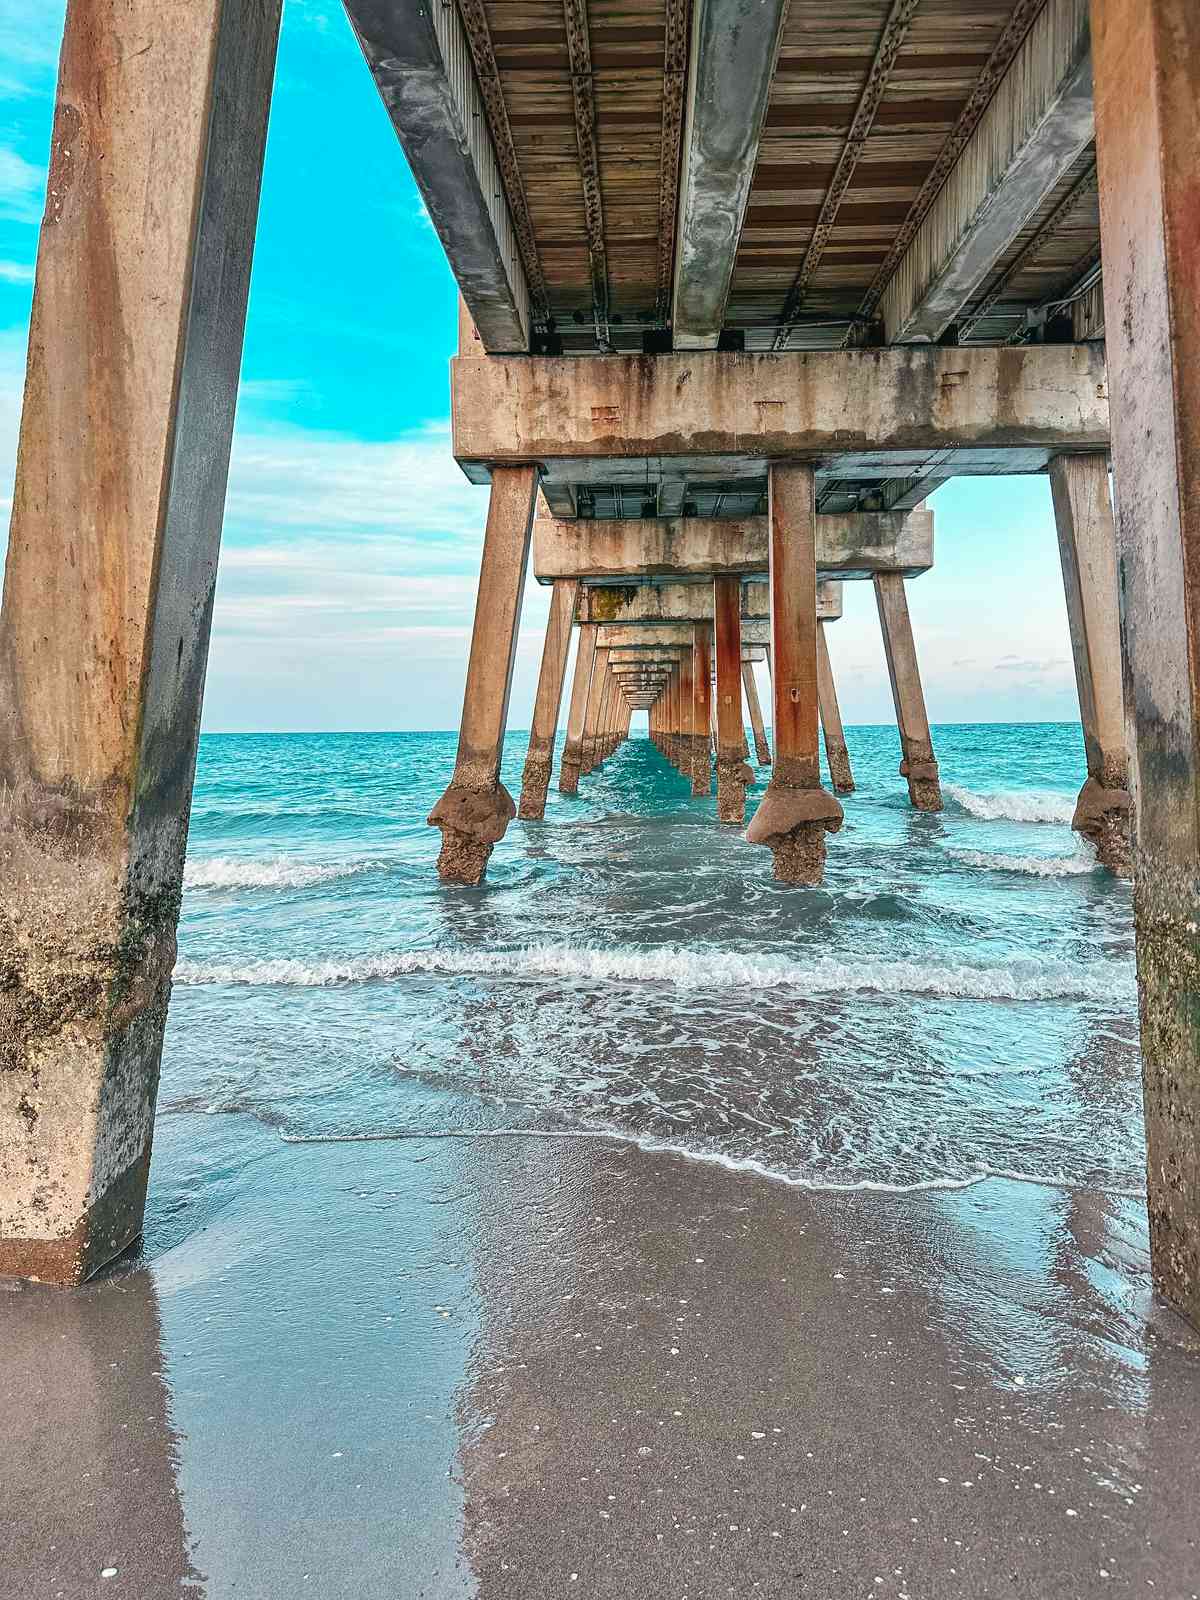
[579,580,842,624]
[533,509,932,583]
[451,347,1109,479]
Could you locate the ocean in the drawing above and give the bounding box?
[164,721,1143,1201]
[14,719,1195,1600]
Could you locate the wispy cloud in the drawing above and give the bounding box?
[0,258,32,283]
[0,1,63,81]
[995,657,1068,675]
[225,419,488,552]
[0,144,44,223]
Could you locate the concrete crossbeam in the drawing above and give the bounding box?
[672,0,788,349]
[451,347,1109,477]
[532,511,933,583]
[599,622,771,649]
[344,0,531,352]
[882,0,1095,345]
[607,645,767,665]
[579,582,843,625]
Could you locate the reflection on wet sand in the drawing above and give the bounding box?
[0,1259,202,1596]
[454,1137,1200,1598]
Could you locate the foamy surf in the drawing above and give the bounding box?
[184,855,369,891]
[174,942,1135,1002]
[948,846,1098,879]
[275,1125,1146,1199]
[945,784,1076,825]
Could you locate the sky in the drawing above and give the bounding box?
[0,0,1082,732]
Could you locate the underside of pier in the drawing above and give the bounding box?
[2,0,1199,1353]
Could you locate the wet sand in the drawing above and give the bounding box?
[3,1113,1199,1598]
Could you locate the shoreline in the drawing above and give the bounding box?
[4,1112,1197,1597]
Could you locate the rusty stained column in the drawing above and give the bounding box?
[518,579,579,821]
[0,0,282,1285]
[581,647,608,775]
[1049,454,1131,873]
[676,646,696,782]
[559,623,596,795]
[429,466,539,882]
[597,665,617,764]
[714,579,754,823]
[742,660,772,766]
[873,574,943,811]
[747,466,843,882]
[817,622,855,795]
[660,666,676,765]
[1093,0,1200,1328]
[691,625,714,796]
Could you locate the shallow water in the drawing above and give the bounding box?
[165,721,1141,1199]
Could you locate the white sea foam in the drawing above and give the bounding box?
[948,847,1098,879]
[945,785,1076,825]
[174,942,1134,1002]
[275,1125,1145,1198]
[184,856,367,891]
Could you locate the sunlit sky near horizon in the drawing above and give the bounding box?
[0,0,1083,733]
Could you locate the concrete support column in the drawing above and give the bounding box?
[429,466,539,882]
[558,624,596,794]
[677,649,696,781]
[743,661,772,766]
[747,466,843,883]
[672,659,681,764]
[692,625,713,797]
[817,623,855,795]
[1049,454,1131,873]
[518,579,579,821]
[0,0,282,1285]
[581,649,608,775]
[1093,0,1200,1327]
[714,578,754,823]
[873,574,943,812]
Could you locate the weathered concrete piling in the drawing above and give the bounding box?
[747,467,844,884]
[558,624,597,797]
[519,579,579,821]
[1093,0,1200,1326]
[691,626,713,797]
[428,466,538,883]
[1049,454,1131,874]
[714,578,754,823]
[0,0,282,1284]
[816,625,854,795]
[873,575,942,813]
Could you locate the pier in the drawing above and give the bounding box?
[1,0,1198,1359]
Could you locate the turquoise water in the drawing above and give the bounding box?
[163,722,1142,1197]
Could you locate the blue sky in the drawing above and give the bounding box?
[0,0,1080,732]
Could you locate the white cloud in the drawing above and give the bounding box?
[0,258,32,282]
[0,1,63,85]
[225,419,488,551]
[0,144,44,223]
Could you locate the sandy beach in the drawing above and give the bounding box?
[4,1111,1198,1599]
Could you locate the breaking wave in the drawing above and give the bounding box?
[184,855,369,891]
[948,847,1098,879]
[274,1125,1146,1199]
[945,785,1076,825]
[174,942,1134,1002]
